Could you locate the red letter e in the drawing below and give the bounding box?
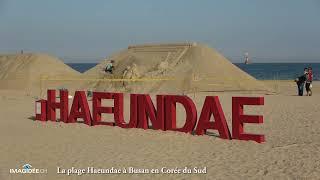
[232,97,265,143]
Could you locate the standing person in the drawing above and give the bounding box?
[304,67,308,74]
[306,67,313,96]
[295,69,307,96]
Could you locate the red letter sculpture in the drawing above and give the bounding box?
[35,99,47,121]
[33,90,267,143]
[68,91,92,126]
[195,96,231,139]
[92,92,115,126]
[232,97,265,143]
[47,90,68,122]
[165,95,197,133]
[137,95,165,130]
[113,93,138,128]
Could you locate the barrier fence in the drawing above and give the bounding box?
[39,74,280,98]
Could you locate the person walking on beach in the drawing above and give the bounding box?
[295,68,307,96]
[306,67,313,96]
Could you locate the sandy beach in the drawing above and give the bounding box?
[0,80,319,180]
[2,1,320,179]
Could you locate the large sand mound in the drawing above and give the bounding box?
[85,43,272,93]
[0,53,80,92]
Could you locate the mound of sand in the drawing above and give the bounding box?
[0,53,80,92]
[85,43,272,93]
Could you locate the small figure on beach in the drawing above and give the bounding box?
[122,66,132,86]
[105,60,114,74]
[122,63,140,87]
[131,63,140,78]
[123,66,131,78]
[295,68,307,96]
[305,67,313,96]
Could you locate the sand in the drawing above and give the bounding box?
[84,43,272,94]
[0,44,272,97]
[0,81,319,180]
[0,45,319,179]
[0,53,80,95]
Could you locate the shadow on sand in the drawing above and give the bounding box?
[28,116,36,121]
[28,116,93,125]
[28,117,222,138]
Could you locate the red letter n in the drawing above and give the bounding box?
[137,95,165,130]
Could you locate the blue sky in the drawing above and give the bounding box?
[1,0,320,62]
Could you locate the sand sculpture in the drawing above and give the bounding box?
[0,53,80,93]
[0,43,272,95]
[85,43,271,93]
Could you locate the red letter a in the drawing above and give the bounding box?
[195,96,231,139]
[68,91,92,126]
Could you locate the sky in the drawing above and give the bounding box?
[1,0,320,63]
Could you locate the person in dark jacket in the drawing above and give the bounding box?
[305,67,313,96]
[295,69,307,96]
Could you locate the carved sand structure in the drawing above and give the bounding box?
[0,53,80,93]
[0,43,273,95]
[84,43,272,93]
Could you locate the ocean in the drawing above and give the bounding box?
[67,63,320,81]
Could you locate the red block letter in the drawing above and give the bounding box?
[35,100,47,121]
[47,89,68,122]
[93,92,139,128]
[68,91,92,126]
[232,97,265,143]
[137,95,165,130]
[165,95,197,133]
[114,93,138,128]
[92,92,115,126]
[195,96,231,139]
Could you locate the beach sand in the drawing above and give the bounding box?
[0,45,319,179]
[0,81,319,180]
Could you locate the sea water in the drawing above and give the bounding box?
[67,63,320,81]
